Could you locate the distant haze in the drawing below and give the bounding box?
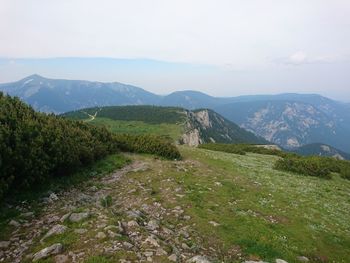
[0,0,350,101]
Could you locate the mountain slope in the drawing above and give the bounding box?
[0,74,160,113]
[294,143,350,160]
[63,106,267,146]
[214,100,350,152]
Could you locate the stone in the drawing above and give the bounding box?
[144,251,153,257]
[187,255,211,263]
[146,219,159,230]
[32,243,63,261]
[156,248,168,256]
[21,212,34,217]
[123,241,134,249]
[41,224,67,242]
[107,230,118,238]
[127,220,139,227]
[96,232,106,239]
[74,228,87,234]
[0,241,10,249]
[143,236,160,247]
[244,261,268,263]
[168,254,177,262]
[209,221,220,227]
[49,193,59,202]
[182,242,190,250]
[9,219,20,227]
[55,254,69,263]
[69,212,89,222]
[296,256,309,262]
[183,215,191,220]
[60,213,71,223]
[276,259,288,263]
[126,210,142,219]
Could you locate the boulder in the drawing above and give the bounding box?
[69,212,89,222]
[32,243,63,262]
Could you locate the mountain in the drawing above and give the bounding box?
[293,143,350,160]
[214,99,350,153]
[0,74,160,113]
[2,75,350,152]
[63,105,267,146]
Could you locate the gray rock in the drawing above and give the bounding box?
[168,254,177,262]
[55,254,69,263]
[156,248,168,256]
[0,241,10,249]
[296,256,309,262]
[276,259,288,263]
[32,243,63,261]
[21,212,34,218]
[74,228,87,234]
[69,212,89,222]
[123,241,134,249]
[48,193,59,202]
[9,219,20,227]
[41,224,67,242]
[60,213,71,223]
[146,219,159,230]
[244,261,268,263]
[143,236,160,247]
[127,220,139,227]
[187,256,211,263]
[96,232,106,239]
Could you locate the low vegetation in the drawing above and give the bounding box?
[200,143,350,179]
[0,93,181,202]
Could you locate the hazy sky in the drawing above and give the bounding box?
[1,0,350,100]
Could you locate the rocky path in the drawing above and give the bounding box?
[0,157,213,263]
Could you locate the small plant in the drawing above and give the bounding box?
[100,195,113,208]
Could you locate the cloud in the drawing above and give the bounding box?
[277,51,343,65]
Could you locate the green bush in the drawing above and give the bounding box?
[114,134,181,160]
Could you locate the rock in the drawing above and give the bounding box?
[144,251,153,257]
[182,242,190,250]
[21,212,34,217]
[244,261,268,263]
[123,241,134,249]
[127,220,139,227]
[55,254,69,263]
[0,241,10,249]
[146,219,159,230]
[69,212,89,222]
[126,210,142,219]
[143,236,160,247]
[209,221,220,227]
[156,248,168,256]
[32,243,63,261]
[9,219,20,227]
[60,213,71,223]
[74,228,87,234]
[187,255,211,263]
[41,224,67,242]
[107,230,118,238]
[296,256,309,262]
[168,254,177,262]
[183,215,191,220]
[276,259,288,263]
[96,232,106,239]
[49,193,59,202]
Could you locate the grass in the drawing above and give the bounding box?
[124,146,350,262]
[88,117,183,141]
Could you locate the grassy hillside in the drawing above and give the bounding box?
[2,146,349,262]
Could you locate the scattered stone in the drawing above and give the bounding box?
[146,219,159,230]
[96,232,106,239]
[9,219,20,227]
[74,228,87,234]
[168,254,177,262]
[123,241,134,249]
[54,254,69,263]
[32,243,63,262]
[69,212,89,222]
[187,255,211,263]
[41,224,67,242]
[209,221,220,227]
[48,193,59,202]
[276,259,288,263]
[21,212,34,218]
[296,256,309,262]
[127,220,139,227]
[156,248,168,256]
[143,236,160,247]
[60,213,71,223]
[0,241,10,249]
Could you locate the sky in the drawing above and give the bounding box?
[0,0,350,101]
